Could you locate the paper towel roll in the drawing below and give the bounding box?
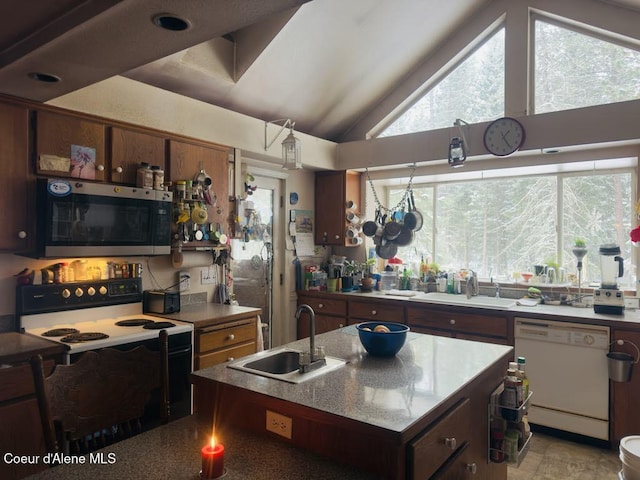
[171,251,214,269]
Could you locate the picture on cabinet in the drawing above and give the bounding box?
[70,144,96,179]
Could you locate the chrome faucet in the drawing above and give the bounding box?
[466,270,478,299]
[294,304,326,373]
[494,282,501,298]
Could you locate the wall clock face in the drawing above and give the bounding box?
[483,117,525,156]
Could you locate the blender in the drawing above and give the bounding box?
[593,244,625,315]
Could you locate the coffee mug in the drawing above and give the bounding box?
[350,236,363,245]
[345,226,358,238]
[346,211,360,224]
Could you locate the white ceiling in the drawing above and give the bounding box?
[0,0,638,143]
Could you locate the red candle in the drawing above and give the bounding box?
[201,435,224,479]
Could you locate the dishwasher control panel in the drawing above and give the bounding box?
[514,318,609,349]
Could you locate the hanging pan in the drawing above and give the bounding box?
[362,209,381,237]
[395,224,414,246]
[376,239,398,259]
[383,219,402,241]
[407,191,423,231]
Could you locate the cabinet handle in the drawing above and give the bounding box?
[371,310,377,315]
[466,463,477,474]
[17,231,27,239]
[227,334,235,340]
[449,319,456,325]
[444,437,457,450]
[318,303,324,308]
[97,164,105,172]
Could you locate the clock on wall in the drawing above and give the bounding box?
[483,117,526,156]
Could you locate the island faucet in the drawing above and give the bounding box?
[294,304,327,373]
[466,270,478,299]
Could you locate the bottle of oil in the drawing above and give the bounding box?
[517,356,530,400]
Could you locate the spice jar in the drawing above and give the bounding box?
[490,429,504,463]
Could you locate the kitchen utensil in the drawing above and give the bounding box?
[356,322,409,357]
[383,220,402,241]
[394,224,414,246]
[191,203,208,224]
[409,191,423,231]
[362,220,379,237]
[376,239,398,259]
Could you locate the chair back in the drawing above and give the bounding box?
[31,330,169,454]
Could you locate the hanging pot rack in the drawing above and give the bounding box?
[365,166,416,216]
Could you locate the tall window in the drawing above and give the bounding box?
[388,166,634,286]
[535,18,640,114]
[379,28,505,138]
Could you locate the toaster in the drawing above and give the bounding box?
[143,290,181,314]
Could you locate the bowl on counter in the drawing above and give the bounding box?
[356,322,409,357]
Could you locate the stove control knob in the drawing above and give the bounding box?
[87,287,96,296]
[75,288,84,298]
[99,286,108,296]
[61,289,71,299]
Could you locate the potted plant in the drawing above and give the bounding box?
[572,238,588,261]
[341,260,358,290]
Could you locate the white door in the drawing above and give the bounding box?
[230,176,283,350]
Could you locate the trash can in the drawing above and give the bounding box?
[608,352,635,382]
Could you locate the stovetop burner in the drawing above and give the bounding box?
[42,328,80,337]
[61,332,110,343]
[115,319,155,327]
[143,321,176,330]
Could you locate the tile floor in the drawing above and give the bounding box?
[507,432,622,480]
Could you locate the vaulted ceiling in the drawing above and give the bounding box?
[0,0,639,144]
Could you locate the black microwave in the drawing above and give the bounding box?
[35,178,173,258]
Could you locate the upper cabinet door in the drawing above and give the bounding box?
[0,103,31,251]
[314,170,361,246]
[168,140,230,227]
[110,127,166,185]
[35,110,106,181]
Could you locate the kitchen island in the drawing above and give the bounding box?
[191,326,513,479]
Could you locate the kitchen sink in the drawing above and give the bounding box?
[227,348,347,384]
[420,292,517,308]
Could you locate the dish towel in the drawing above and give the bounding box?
[256,314,264,352]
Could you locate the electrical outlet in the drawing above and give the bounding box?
[179,271,190,292]
[201,269,215,285]
[266,410,292,439]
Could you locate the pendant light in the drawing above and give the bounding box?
[265,119,302,170]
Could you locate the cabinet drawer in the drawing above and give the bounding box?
[197,342,256,369]
[298,297,347,316]
[0,360,54,402]
[410,398,471,480]
[407,307,507,338]
[197,323,256,353]
[349,300,404,322]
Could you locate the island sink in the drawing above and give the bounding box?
[228,347,347,384]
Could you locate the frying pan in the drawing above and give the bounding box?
[406,191,423,232]
[383,220,402,241]
[395,224,414,246]
[376,239,398,259]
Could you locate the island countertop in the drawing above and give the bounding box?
[191,325,513,435]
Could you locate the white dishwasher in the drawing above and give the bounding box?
[514,317,610,441]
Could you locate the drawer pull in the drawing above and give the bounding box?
[339,324,344,328]
[444,437,457,450]
[466,463,477,474]
[227,334,235,340]
[318,303,324,308]
[371,310,377,315]
[226,357,234,362]
[449,319,456,325]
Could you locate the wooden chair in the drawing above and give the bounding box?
[31,330,169,454]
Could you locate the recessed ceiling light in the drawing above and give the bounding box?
[28,72,61,83]
[152,13,190,31]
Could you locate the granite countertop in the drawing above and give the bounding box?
[0,332,67,364]
[159,303,262,328]
[302,289,640,327]
[191,326,513,435]
[24,415,379,480]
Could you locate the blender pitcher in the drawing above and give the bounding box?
[599,244,624,289]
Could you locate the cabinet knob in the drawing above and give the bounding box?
[17,231,27,239]
[226,357,234,362]
[444,437,457,450]
[339,324,344,328]
[318,303,324,308]
[449,319,456,325]
[335,235,340,240]
[97,164,105,172]
[466,463,477,474]
[115,166,123,174]
[227,334,235,341]
[371,310,377,315]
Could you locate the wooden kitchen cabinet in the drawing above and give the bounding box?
[314,170,361,246]
[168,139,230,230]
[349,298,406,323]
[611,328,640,445]
[296,294,347,338]
[35,110,106,181]
[195,317,258,370]
[109,126,166,185]
[0,102,32,252]
[407,305,510,345]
